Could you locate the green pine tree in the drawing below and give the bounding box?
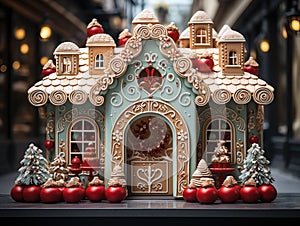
[15,143,50,186]
[239,143,275,185]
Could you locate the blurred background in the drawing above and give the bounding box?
[0,0,299,176]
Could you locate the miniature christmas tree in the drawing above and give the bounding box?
[189,159,215,188]
[239,143,275,186]
[49,152,70,181]
[15,143,50,186]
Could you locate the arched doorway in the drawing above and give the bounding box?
[126,115,173,196]
[109,99,190,197]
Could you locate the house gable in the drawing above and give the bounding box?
[98,24,202,196]
[89,23,205,107]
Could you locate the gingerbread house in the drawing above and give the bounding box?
[27,9,274,198]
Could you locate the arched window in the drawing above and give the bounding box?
[95,54,104,68]
[205,118,232,164]
[62,56,71,73]
[229,51,238,65]
[196,28,207,44]
[69,119,99,164]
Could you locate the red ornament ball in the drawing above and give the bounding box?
[167,30,180,43]
[196,187,218,204]
[249,135,259,144]
[87,25,104,37]
[240,185,260,203]
[85,185,106,202]
[10,185,25,202]
[71,156,81,168]
[183,187,197,202]
[63,186,85,203]
[42,68,56,77]
[22,185,42,203]
[118,36,131,47]
[105,186,127,203]
[166,22,180,43]
[192,57,214,73]
[258,184,277,202]
[244,65,259,75]
[40,187,62,203]
[44,139,54,150]
[218,185,240,203]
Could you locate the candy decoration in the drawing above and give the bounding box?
[42,59,56,77]
[244,56,259,75]
[87,18,104,37]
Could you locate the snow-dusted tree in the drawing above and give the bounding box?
[239,143,275,185]
[15,143,50,186]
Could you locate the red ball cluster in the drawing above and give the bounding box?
[10,184,127,203]
[183,183,277,204]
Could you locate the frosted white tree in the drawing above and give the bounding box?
[15,143,50,186]
[239,143,275,185]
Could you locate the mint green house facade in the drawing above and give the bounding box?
[28,10,274,198]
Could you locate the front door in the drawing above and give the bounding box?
[126,115,173,196]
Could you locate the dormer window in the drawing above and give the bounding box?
[188,10,213,49]
[196,28,207,44]
[95,54,104,68]
[53,42,80,76]
[86,33,116,75]
[217,28,245,75]
[229,51,238,65]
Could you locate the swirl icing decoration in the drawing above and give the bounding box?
[150,24,167,39]
[186,68,198,84]
[174,57,193,77]
[179,92,191,107]
[133,24,167,39]
[134,24,151,39]
[157,59,168,76]
[89,72,114,106]
[121,84,141,102]
[233,88,251,104]
[89,83,105,106]
[109,56,127,77]
[28,90,48,106]
[144,52,158,64]
[49,90,67,105]
[195,95,207,107]
[99,75,114,90]
[132,60,143,75]
[212,88,231,104]
[69,90,87,105]
[253,87,274,105]
[194,82,210,106]
[110,92,123,107]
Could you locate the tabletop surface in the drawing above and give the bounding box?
[1,193,300,218]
